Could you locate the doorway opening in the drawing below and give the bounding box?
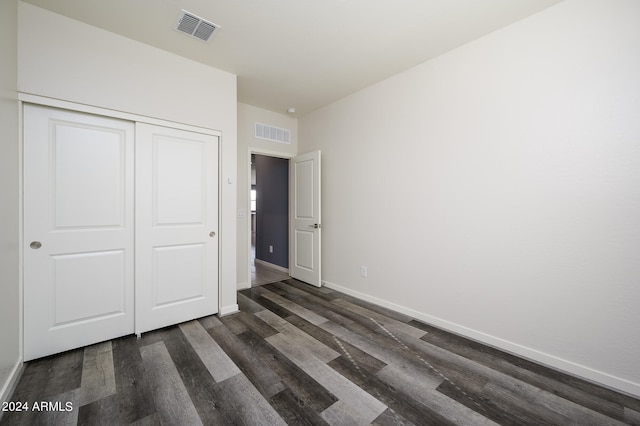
[250,153,290,286]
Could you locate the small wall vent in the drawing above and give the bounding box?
[175,10,220,42]
[255,123,291,144]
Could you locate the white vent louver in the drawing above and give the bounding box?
[176,10,220,42]
[255,123,291,144]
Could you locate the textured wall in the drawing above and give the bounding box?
[0,0,20,404]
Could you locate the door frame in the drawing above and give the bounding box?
[246,148,293,287]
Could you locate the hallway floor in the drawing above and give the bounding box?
[252,260,290,287]
[251,240,289,286]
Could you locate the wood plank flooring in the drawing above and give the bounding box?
[2,279,640,425]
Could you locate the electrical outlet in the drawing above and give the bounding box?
[269,245,273,253]
[360,266,368,278]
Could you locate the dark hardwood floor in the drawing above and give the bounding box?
[2,279,639,425]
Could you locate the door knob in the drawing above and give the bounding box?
[30,241,42,249]
[308,224,321,229]
[209,231,216,237]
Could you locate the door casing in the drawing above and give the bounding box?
[246,148,322,288]
[246,149,293,288]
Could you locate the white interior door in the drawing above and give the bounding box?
[23,104,135,361]
[290,150,322,287]
[135,123,219,334]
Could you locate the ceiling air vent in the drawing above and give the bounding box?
[175,10,220,42]
[255,123,291,145]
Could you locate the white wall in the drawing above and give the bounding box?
[18,2,238,313]
[0,0,21,405]
[299,0,640,397]
[236,103,297,288]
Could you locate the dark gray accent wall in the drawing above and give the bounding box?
[255,155,289,268]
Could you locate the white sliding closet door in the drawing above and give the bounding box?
[135,123,219,334]
[23,104,135,361]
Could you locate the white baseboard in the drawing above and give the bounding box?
[219,304,239,317]
[322,280,640,399]
[254,259,289,273]
[0,358,24,406]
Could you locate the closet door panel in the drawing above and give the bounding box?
[135,123,219,334]
[23,104,135,361]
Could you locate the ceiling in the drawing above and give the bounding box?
[21,0,563,116]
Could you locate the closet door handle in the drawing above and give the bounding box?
[30,241,42,249]
[209,231,216,238]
